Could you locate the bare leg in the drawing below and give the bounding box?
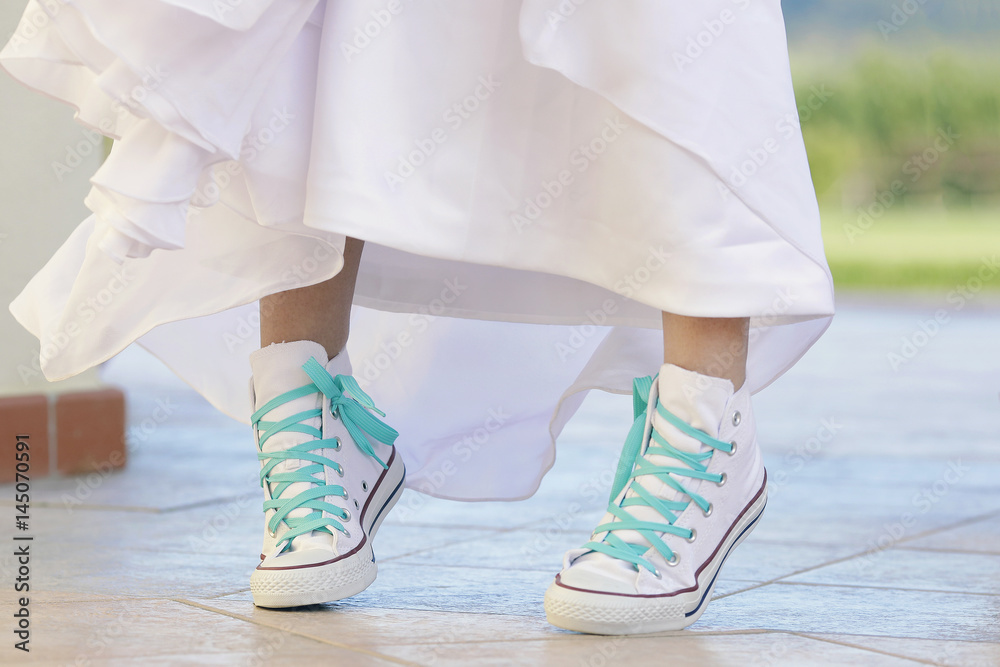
[661,312,749,390]
[259,237,364,357]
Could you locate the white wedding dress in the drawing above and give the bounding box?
[2,0,834,500]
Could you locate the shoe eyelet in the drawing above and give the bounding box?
[716,473,727,487]
[353,499,360,510]
[342,529,351,539]
[267,526,277,538]
[652,569,663,579]
[686,529,697,543]
[361,480,368,492]
[729,440,738,456]
[336,466,345,477]
[732,411,741,427]
[666,553,680,567]
[703,504,713,518]
[333,437,342,450]
[342,509,351,522]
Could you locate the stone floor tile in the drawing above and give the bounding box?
[804,633,1000,667]
[377,631,926,666]
[782,548,1000,595]
[903,512,1000,555]
[0,598,397,665]
[696,582,1000,641]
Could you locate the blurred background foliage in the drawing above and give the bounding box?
[782,0,1000,290]
[793,49,1000,210]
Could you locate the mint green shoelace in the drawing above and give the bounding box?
[582,375,733,575]
[251,357,398,550]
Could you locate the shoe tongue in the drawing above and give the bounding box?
[654,364,734,445]
[251,341,332,552]
[575,365,735,573]
[639,364,734,504]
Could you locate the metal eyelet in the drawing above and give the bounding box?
[342,509,351,522]
[354,499,360,510]
[652,569,663,579]
[729,440,738,456]
[716,473,727,487]
[732,411,741,427]
[333,437,342,450]
[666,553,680,567]
[703,503,713,517]
[686,529,697,543]
[361,480,368,492]
[342,529,351,539]
[267,527,277,538]
[336,466,345,477]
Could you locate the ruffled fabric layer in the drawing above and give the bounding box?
[3,0,833,501]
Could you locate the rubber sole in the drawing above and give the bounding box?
[250,458,405,608]
[544,477,767,635]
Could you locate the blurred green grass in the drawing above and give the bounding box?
[821,207,1000,290]
[792,44,1000,291]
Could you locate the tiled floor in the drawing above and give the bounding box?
[2,296,999,665]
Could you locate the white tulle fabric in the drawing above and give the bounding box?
[3,0,834,501]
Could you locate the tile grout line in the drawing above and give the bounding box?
[380,521,548,563]
[790,632,941,666]
[772,580,1000,597]
[896,545,1000,556]
[379,560,557,574]
[172,598,424,667]
[718,507,1000,597]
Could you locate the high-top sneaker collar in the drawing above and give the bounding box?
[654,364,734,446]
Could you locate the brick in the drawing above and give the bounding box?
[0,394,50,483]
[55,388,127,476]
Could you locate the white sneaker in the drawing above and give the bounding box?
[248,341,405,608]
[544,364,766,634]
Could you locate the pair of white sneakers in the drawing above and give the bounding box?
[248,341,765,634]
